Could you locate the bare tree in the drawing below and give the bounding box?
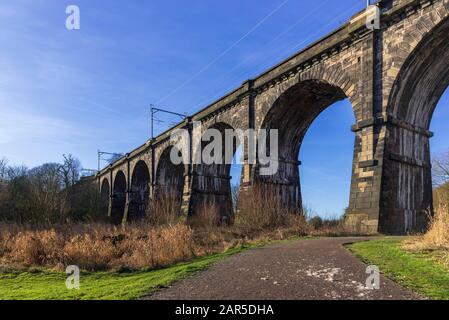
[0,158,7,180]
[432,150,449,187]
[29,163,63,223]
[59,154,81,189]
[0,159,8,213]
[0,155,99,224]
[6,165,28,180]
[58,155,82,222]
[1,165,30,223]
[231,183,240,212]
[432,150,449,208]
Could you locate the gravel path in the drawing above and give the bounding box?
[145,237,421,300]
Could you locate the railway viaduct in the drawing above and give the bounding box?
[96,0,449,234]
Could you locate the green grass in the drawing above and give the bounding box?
[349,238,449,300]
[0,244,256,300]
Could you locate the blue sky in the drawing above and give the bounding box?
[1,0,448,217]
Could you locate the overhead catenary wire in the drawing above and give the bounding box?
[186,0,363,113]
[184,0,333,113]
[154,0,290,106]
[97,150,124,172]
[150,105,187,139]
[149,0,363,138]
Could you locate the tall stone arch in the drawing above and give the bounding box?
[254,76,357,215]
[154,145,187,216]
[190,121,242,222]
[128,160,151,221]
[381,14,449,233]
[100,178,110,216]
[111,170,127,225]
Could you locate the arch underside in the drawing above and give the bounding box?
[256,80,350,211]
[382,17,449,233]
[100,179,110,215]
[191,122,239,221]
[129,161,150,221]
[112,171,126,225]
[155,147,185,214]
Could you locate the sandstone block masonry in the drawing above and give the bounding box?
[97,0,449,234]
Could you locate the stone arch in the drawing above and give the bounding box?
[255,79,356,212]
[100,178,110,215]
[389,18,449,127]
[128,160,150,221]
[255,64,358,131]
[154,146,186,214]
[130,156,150,179]
[206,106,249,133]
[381,15,449,233]
[191,121,242,221]
[112,170,127,224]
[300,66,356,106]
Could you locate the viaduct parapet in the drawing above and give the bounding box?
[97,0,449,234]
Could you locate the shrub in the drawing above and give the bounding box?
[0,223,194,271]
[406,204,449,251]
[147,191,184,226]
[236,183,305,232]
[308,216,323,230]
[188,203,220,230]
[402,203,449,267]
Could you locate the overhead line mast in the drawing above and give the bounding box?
[150,104,187,140]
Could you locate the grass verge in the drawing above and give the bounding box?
[349,238,449,300]
[0,243,259,300]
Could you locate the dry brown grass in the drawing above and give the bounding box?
[147,191,184,226]
[0,218,306,272]
[234,184,362,237]
[308,216,362,237]
[422,205,449,250]
[403,202,449,267]
[0,222,195,271]
[0,184,362,272]
[188,203,221,230]
[404,205,449,246]
[236,183,310,235]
